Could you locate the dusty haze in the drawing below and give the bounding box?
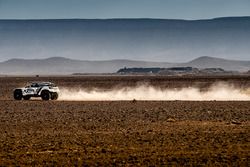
[59,83,250,101]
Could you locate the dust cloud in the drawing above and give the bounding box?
[59,83,250,101]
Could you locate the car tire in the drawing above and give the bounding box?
[14,89,23,100]
[51,92,58,100]
[41,90,51,100]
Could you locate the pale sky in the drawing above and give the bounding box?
[0,0,250,20]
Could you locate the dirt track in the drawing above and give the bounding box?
[0,76,249,166]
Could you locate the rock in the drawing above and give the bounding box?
[166,118,176,122]
[231,120,242,125]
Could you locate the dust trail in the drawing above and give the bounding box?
[59,83,250,101]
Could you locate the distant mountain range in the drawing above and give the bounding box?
[0,17,250,62]
[0,56,249,75]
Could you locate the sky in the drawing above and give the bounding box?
[0,0,250,20]
[0,0,249,62]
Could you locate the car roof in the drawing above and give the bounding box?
[30,82,54,86]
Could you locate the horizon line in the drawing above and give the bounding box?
[0,16,250,21]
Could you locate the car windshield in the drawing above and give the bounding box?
[30,83,39,87]
[28,82,56,87]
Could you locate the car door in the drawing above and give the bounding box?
[24,87,35,95]
[30,83,40,95]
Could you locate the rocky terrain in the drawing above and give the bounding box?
[0,76,249,166]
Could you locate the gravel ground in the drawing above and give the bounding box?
[0,76,249,166]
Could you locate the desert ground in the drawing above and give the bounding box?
[0,76,249,166]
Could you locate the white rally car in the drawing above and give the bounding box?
[13,82,60,100]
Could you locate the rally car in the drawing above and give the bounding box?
[13,82,60,100]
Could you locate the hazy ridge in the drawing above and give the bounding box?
[0,56,249,75]
[0,17,250,63]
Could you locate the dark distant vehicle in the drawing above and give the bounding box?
[13,82,60,100]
